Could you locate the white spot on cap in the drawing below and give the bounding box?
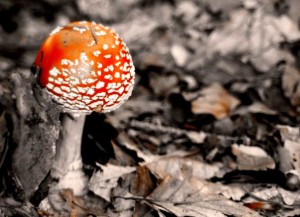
[91,71,96,76]
[103,44,109,50]
[104,74,112,80]
[46,83,54,90]
[124,62,129,70]
[117,86,125,94]
[68,92,78,98]
[95,31,106,36]
[107,94,118,102]
[93,51,101,57]
[71,88,78,93]
[96,81,105,89]
[50,26,62,36]
[53,87,63,95]
[80,52,89,66]
[87,88,95,95]
[97,63,103,68]
[49,67,60,76]
[73,26,87,33]
[61,86,71,92]
[82,98,92,104]
[54,79,62,85]
[108,65,114,71]
[104,54,111,59]
[89,101,102,108]
[122,73,131,80]
[70,77,80,85]
[130,64,135,76]
[115,72,120,78]
[62,69,69,77]
[61,59,74,66]
[88,40,96,47]
[78,86,88,93]
[95,92,106,98]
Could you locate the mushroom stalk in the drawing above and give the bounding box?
[51,113,88,196]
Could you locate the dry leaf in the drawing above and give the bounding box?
[89,164,136,202]
[60,189,88,216]
[143,175,260,217]
[283,209,300,217]
[232,144,275,170]
[131,166,156,197]
[0,111,8,169]
[234,102,277,115]
[277,125,300,178]
[146,156,222,180]
[112,14,159,48]
[191,83,240,119]
[207,8,300,71]
[243,186,300,212]
[282,64,300,107]
[116,132,160,163]
[170,44,190,67]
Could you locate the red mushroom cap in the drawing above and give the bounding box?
[33,21,135,113]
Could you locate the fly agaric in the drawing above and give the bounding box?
[32,21,135,199]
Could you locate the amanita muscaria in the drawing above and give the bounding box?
[32,21,135,199]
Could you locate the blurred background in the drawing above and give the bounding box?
[1,0,300,216]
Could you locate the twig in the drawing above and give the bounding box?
[128,120,250,144]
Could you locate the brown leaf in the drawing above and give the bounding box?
[131,166,156,197]
[191,83,240,119]
[60,189,87,215]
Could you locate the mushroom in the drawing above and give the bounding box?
[32,21,135,198]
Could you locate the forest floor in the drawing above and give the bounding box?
[1,0,300,216]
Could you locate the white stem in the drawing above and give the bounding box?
[51,113,88,196]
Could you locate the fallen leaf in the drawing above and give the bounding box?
[232,144,275,170]
[89,164,136,202]
[277,125,300,180]
[144,175,260,217]
[234,102,277,115]
[0,111,8,169]
[207,7,300,71]
[243,186,299,211]
[131,166,156,197]
[282,64,300,107]
[191,83,240,119]
[60,189,88,216]
[170,44,191,67]
[146,156,222,180]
